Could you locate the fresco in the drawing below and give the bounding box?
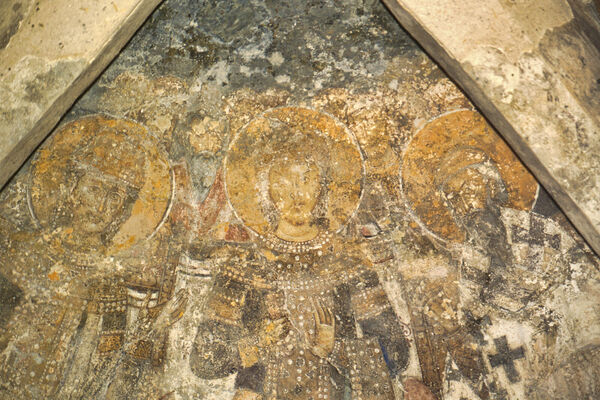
[0,0,599,399]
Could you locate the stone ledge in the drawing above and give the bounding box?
[383,0,600,255]
[0,0,163,189]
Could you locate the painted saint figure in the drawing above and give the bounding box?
[189,107,410,399]
[435,147,525,311]
[400,110,598,398]
[0,116,186,399]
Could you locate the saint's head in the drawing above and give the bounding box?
[64,133,146,249]
[436,147,510,253]
[267,155,324,242]
[70,170,131,236]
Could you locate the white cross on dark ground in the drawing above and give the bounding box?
[488,335,525,383]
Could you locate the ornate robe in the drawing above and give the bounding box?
[0,232,178,399]
[190,238,409,399]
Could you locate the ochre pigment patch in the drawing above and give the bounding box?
[0,1,598,399]
[402,110,538,242]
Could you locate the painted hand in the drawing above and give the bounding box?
[152,288,189,333]
[310,299,335,358]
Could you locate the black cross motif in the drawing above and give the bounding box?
[488,336,525,383]
[511,215,560,250]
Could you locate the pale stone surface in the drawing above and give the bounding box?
[0,0,162,189]
[1,1,599,398]
[383,0,600,255]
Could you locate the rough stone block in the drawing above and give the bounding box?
[0,0,162,189]
[383,0,600,255]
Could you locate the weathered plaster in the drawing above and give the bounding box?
[0,0,599,399]
[0,0,163,189]
[383,0,600,255]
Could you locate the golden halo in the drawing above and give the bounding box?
[28,115,172,253]
[224,107,364,239]
[401,110,538,242]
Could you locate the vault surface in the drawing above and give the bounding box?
[0,1,598,399]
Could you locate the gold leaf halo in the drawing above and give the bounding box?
[401,109,538,242]
[224,106,364,240]
[28,115,172,254]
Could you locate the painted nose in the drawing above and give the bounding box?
[291,189,308,203]
[290,186,302,199]
[97,193,109,213]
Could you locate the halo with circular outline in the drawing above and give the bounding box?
[224,106,364,241]
[28,115,172,254]
[401,109,538,242]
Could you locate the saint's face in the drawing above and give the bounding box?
[268,160,321,226]
[442,168,488,220]
[442,166,510,255]
[70,172,129,235]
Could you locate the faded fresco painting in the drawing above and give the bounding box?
[0,0,599,399]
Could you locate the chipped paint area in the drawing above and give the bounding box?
[387,0,600,256]
[0,0,599,399]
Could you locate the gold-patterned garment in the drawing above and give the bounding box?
[0,266,124,399]
[190,240,409,399]
[0,242,158,400]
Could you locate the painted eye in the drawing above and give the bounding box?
[86,186,101,197]
[108,192,123,206]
